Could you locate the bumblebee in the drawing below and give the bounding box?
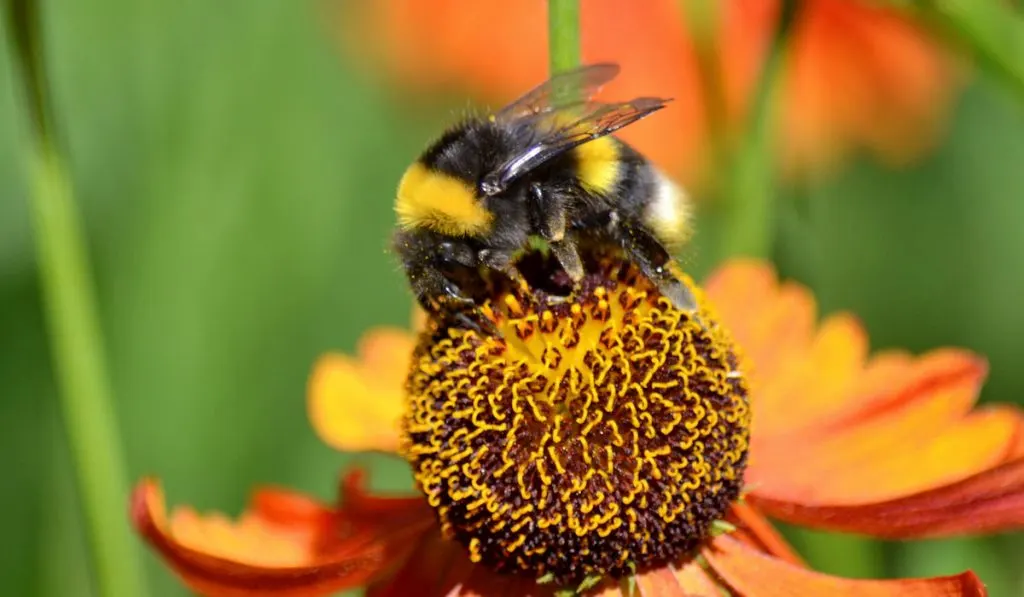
[392,63,696,321]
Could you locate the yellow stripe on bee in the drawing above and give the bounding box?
[575,136,619,194]
[395,162,493,236]
[644,169,693,249]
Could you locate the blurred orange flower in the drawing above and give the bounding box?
[719,0,961,175]
[338,0,960,183]
[131,259,1022,597]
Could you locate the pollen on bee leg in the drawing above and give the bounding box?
[401,255,750,588]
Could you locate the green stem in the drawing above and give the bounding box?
[548,0,581,76]
[4,2,148,597]
[680,0,725,132]
[681,0,736,208]
[719,0,800,260]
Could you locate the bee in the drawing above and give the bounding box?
[392,63,697,323]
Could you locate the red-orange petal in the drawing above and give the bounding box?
[746,353,1023,505]
[706,259,1024,524]
[749,456,1024,538]
[131,474,434,597]
[705,262,990,442]
[633,565,689,596]
[671,559,721,597]
[719,0,960,175]
[704,535,986,596]
[704,260,864,436]
[367,531,465,597]
[727,501,805,567]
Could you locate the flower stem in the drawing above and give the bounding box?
[719,0,800,260]
[4,2,149,597]
[548,0,581,77]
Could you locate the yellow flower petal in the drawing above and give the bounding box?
[308,328,415,454]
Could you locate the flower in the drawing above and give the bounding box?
[719,0,961,175]
[131,255,1023,596]
[401,258,751,586]
[337,0,960,182]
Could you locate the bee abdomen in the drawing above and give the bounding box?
[642,168,692,250]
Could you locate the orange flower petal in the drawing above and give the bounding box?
[308,327,415,453]
[704,535,986,596]
[806,405,1023,503]
[719,0,960,174]
[410,306,429,334]
[131,472,434,597]
[706,260,1024,512]
[704,260,895,436]
[636,562,732,597]
[706,259,1024,537]
[704,260,854,435]
[708,262,939,434]
[747,351,1019,504]
[749,456,1024,538]
[672,559,721,597]
[706,260,963,440]
[727,501,805,567]
[632,565,689,596]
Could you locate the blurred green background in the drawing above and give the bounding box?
[1,1,1022,596]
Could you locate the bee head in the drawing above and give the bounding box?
[395,120,518,238]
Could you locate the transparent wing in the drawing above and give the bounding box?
[493,63,621,122]
[481,96,671,195]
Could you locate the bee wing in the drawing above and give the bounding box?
[493,63,621,122]
[481,97,671,195]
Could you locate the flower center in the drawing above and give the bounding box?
[402,256,750,586]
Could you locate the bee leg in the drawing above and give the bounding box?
[478,248,527,290]
[413,266,499,337]
[413,268,473,313]
[415,284,487,336]
[528,184,581,303]
[544,241,580,304]
[550,240,584,283]
[529,182,567,242]
[437,283,502,337]
[438,289,501,337]
[619,219,700,315]
[450,309,500,336]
